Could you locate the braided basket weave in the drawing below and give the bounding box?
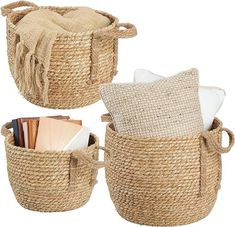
[102,115,234,226]
[1,1,137,109]
[1,122,105,212]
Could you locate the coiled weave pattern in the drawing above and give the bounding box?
[1,122,104,212]
[104,118,234,226]
[1,1,137,109]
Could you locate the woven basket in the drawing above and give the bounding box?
[1,1,137,109]
[1,122,105,212]
[102,114,234,226]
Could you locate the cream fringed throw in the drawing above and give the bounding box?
[15,8,111,104]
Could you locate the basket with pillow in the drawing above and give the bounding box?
[100,68,234,226]
[1,1,137,109]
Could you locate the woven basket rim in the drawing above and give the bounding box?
[106,117,222,141]
[5,132,99,155]
[6,6,119,37]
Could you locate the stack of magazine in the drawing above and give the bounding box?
[12,116,90,151]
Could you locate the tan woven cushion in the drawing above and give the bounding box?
[100,68,204,137]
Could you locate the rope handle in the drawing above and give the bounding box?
[115,23,137,38]
[71,146,106,169]
[101,23,137,39]
[1,1,38,16]
[101,113,112,123]
[87,23,136,85]
[202,127,234,154]
[1,122,13,137]
[88,23,136,85]
[199,126,234,196]
[69,146,106,190]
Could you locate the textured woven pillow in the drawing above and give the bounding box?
[134,69,225,130]
[100,68,204,137]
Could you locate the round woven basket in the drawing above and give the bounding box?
[1,1,137,109]
[103,116,234,226]
[1,122,105,212]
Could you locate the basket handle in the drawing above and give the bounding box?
[101,113,112,123]
[69,146,106,190]
[199,126,234,196]
[71,146,105,169]
[87,23,136,84]
[102,23,137,39]
[1,1,38,16]
[1,122,13,137]
[115,23,137,39]
[202,127,234,154]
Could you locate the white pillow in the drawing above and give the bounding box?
[134,69,225,130]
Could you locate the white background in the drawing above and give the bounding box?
[0,0,234,226]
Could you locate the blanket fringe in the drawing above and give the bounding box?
[14,42,49,104]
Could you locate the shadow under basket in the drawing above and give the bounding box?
[103,117,234,226]
[1,122,105,212]
[1,1,137,109]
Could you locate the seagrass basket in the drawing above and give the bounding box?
[1,121,105,212]
[102,115,234,226]
[1,1,137,109]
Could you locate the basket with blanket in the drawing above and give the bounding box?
[1,1,137,109]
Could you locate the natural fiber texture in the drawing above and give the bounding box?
[104,118,234,226]
[2,1,137,109]
[100,68,204,137]
[1,122,104,212]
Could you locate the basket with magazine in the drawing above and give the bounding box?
[1,1,137,109]
[1,116,105,212]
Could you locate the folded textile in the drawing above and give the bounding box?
[14,8,111,104]
[134,69,225,130]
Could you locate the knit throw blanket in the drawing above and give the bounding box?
[14,8,111,104]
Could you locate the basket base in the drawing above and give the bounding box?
[13,189,93,212]
[113,198,217,226]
